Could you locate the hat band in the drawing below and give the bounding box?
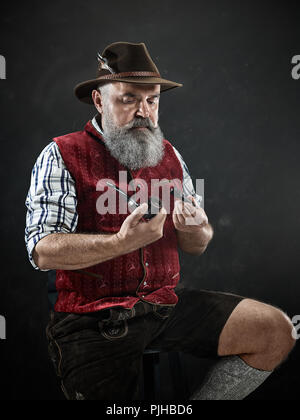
[97,71,161,81]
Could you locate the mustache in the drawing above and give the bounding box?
[124,117,156,132]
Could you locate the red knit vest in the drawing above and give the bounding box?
[52,120,183,313]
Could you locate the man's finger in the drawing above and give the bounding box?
[127,203,148,228]
[148,206,168,227]
[183,202,196,217]
[174,199,184,215]
[154,206,168,222]
[173,212,184,229]
[173,204,186,226]
[187,194,202,209]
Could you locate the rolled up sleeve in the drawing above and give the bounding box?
[24,142,78,270]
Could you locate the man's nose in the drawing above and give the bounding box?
[136,99,150,118]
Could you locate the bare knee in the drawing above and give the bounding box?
[218,299,296,371]
[242,302,296,371]
[266,308,296,362]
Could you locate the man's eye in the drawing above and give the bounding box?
[122,98,136,104]
[148,98,159,105]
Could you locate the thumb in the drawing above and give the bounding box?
[149,205,168,228]
[127,202,148,228]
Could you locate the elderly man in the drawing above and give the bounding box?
[25,42,295,400]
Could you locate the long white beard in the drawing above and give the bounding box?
[101,114,165,170]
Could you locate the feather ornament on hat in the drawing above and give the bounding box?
[74,42,182,104]
[97,53,115,74]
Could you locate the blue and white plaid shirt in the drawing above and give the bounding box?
[25,117,202,271]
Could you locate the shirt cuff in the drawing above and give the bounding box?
[26,232,54,272]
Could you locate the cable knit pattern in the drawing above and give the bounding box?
[52,121,183,313]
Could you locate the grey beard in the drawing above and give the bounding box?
[101,117,165,170]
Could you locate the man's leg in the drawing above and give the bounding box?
[46,310,147,400]
[218,299,296,370]
[191,298,296,400]
[145,288,296,400]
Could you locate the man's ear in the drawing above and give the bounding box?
[92,89,103,114]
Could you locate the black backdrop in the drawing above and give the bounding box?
[0,0,299,400]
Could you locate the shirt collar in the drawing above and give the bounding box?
[91,115,104,136]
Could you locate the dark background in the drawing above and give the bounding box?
[0,0,299,400]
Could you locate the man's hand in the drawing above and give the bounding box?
[172,196,209,233]
[33,203,167,271]
[173,196,213,255]
[115,203,168,254]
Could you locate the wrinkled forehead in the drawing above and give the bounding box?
[109,81,161,96]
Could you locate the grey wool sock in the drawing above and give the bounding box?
[190,356,273,400]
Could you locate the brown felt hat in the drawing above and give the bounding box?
[74,42,183,104]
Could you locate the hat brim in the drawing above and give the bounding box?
[74,76,183,104]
